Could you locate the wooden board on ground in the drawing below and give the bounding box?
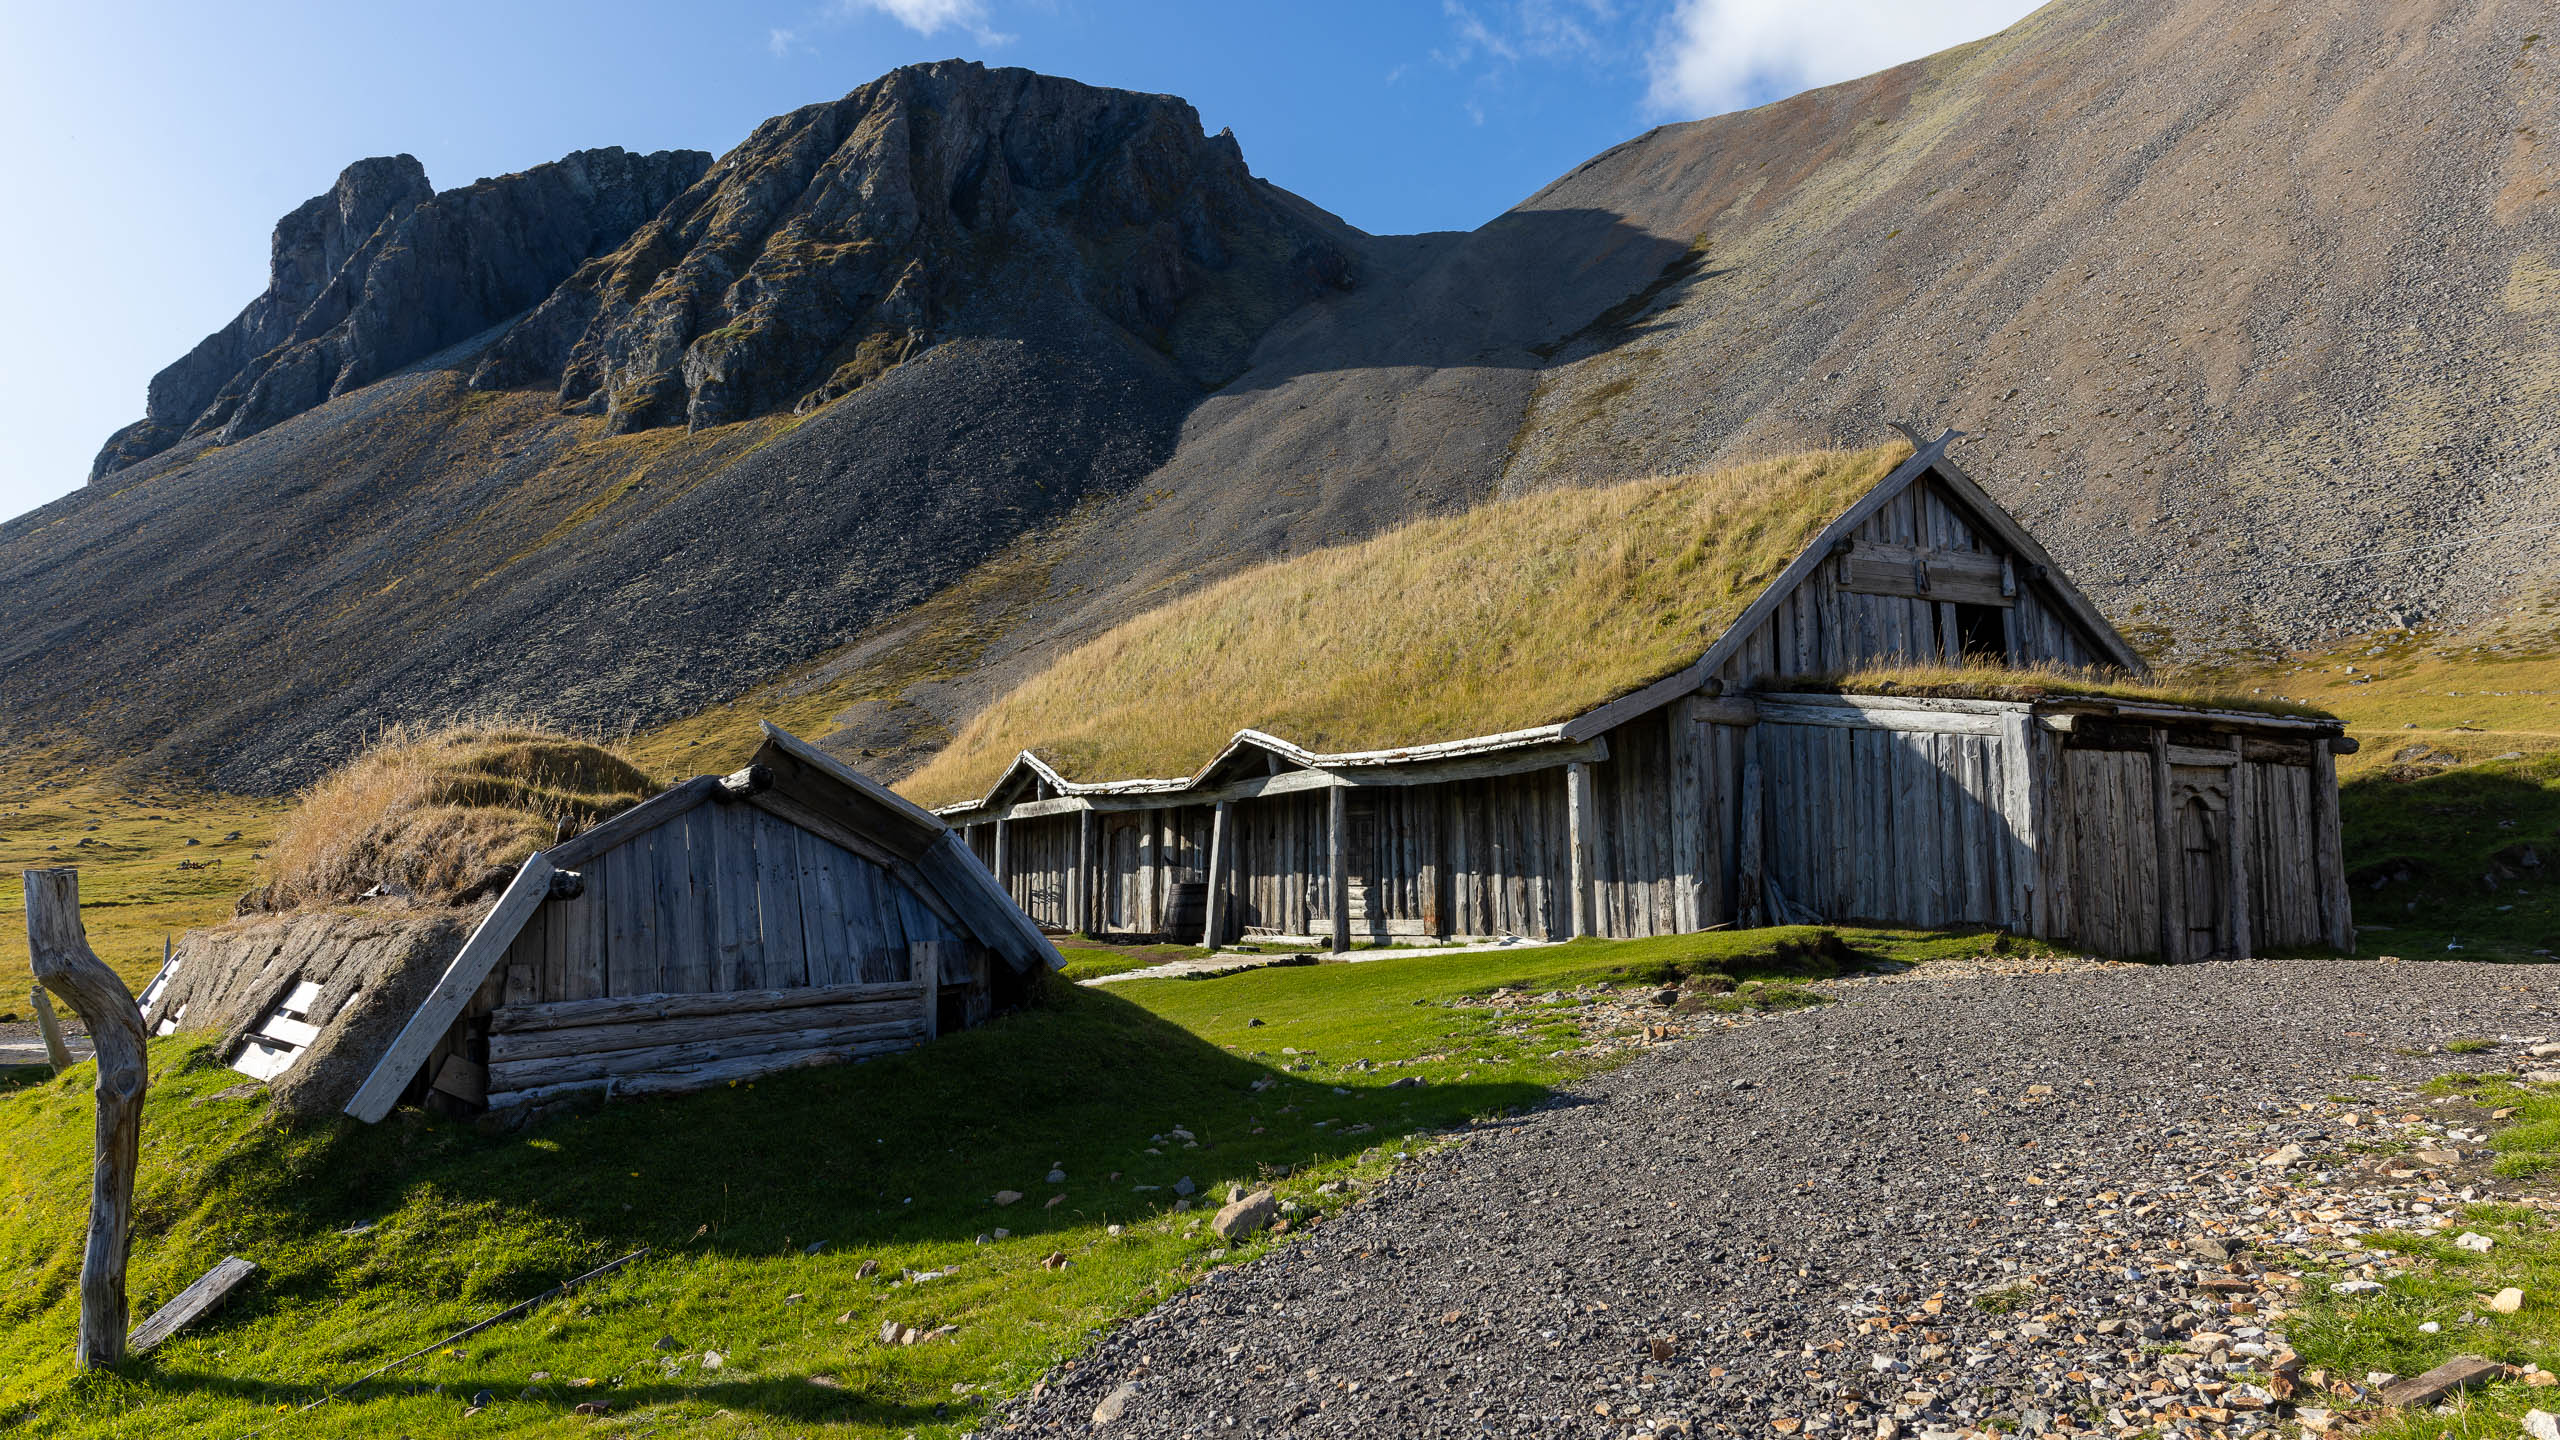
[128,1256,258,1354]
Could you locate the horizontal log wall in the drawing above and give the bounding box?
[497,800,974,1005]
[483,979,931,1108]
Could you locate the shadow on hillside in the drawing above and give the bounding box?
[118,980,1554,1421]
[2340,758,2560,957]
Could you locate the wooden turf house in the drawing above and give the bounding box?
[930,433,2358,962]
[149,724,1061,1123]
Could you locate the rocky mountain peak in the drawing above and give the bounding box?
[470,60,1355,434]
[90,145,709,480]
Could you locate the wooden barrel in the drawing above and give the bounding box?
[1161,880,1208,941]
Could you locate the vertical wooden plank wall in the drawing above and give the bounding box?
[497,803,976,1005]
[1752,721,2020,931]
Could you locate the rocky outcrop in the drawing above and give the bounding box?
[91,146,708,479]
[470,61,1353,433]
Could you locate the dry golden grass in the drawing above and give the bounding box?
[254,722,658,911]
[900,444,1912,808]
[1790,661,2336,719]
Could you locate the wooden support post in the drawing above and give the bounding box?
[25,869,149,1371]
[1200,802,1231,950]
[1997,712,2043,936]
[33,985,74,1073]
[991,817,1010,892]
[1737,728,1766,928]
[2150,729,2181,963]
[2225,755,2254,960]
[1327,784,1350,954]
[1565,761,1595,938]
[910,942,943,1041]
[2313,740,2355,953]
[1073,809,1096,936]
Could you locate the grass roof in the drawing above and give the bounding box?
[901,444,1912,808]
[252,723,658,911]
[1787,663,2336,720]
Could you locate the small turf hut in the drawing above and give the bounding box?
[146,723,1057,1121]
[919,432,2357,961]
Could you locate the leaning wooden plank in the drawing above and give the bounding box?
[345,854,557,1124]
[487,997,930,1063]
[487,1018,925,1093]
[128,1256,257,1355]
[548,777,721,871]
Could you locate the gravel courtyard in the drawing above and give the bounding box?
[987,960,2560,1439]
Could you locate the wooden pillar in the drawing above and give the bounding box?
[1327,784,1350,954]
[991,817,1010,893]
[911,941,944,1040]
[2312,739,2356,953]
[1073,808,1096,936]
[1565,761,1596,938]
[25,869,149,1371]
[33,986,74,1073]
[2225,750,2254,960]
[2150,729,2181,963]
[1421,788,1449,938]
[1737,726,1766,928]
[1997,712,2043,936]
[1200,801,1231,950]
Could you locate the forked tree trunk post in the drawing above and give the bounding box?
[25,868,149,1370]
[32,985,74,1073]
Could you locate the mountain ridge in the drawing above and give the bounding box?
[15,5,2560,794]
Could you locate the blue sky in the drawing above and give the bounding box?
[0,0,2037,520]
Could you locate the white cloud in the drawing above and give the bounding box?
[1645,0,2039,118]
[836,0,1012,44]
[768,27,803,56]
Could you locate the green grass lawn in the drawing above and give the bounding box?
[2285,1073,2560,1440]
[0,924,2010,1438]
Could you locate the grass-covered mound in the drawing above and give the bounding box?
[250,724,657,911]
[900,444,1911,808]
[1783,661,2336,719]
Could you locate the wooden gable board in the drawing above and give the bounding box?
[754,724,1062,974]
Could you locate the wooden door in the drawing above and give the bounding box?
[2178,791,2228,959]
[1107,821,1142,932]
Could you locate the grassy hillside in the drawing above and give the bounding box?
[2249,634,2560,962]
[899,444,1909,808]
[0,925,1986,1437]
[0,755,285,992]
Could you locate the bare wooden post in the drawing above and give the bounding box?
[1327,785,1350,954]
[2313,739,2356,953]
[991,817,1010,892]
[910,942,943,1041]
[1199,801,1230,950]
[32,986,74,1073]
[1565,761,1596,938]
[1737,728,1766,928]
[25,869,148,1371]
[2225,750,2254,960]
[2149,729,2181,963]
[1073,809,1096,936]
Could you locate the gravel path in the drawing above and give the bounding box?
[987,960,2560,1439]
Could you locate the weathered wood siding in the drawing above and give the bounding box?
[496,800,974,1004]
[1582,705,1728,938]
[1756,719,2023,931]
[1711,478,2108,689]
[998,814,1078,929]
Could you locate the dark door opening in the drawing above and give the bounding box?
[1953,603,2009,664]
